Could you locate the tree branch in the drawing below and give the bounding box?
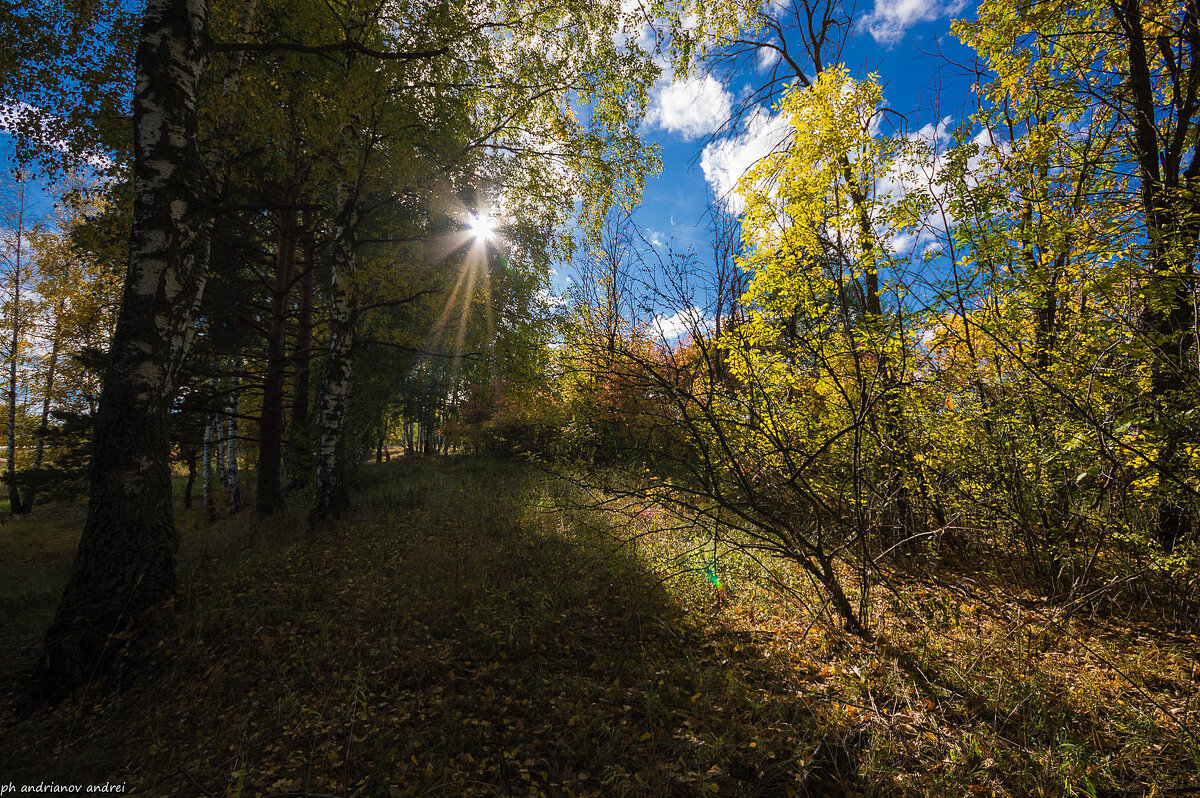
[210,41,449,61]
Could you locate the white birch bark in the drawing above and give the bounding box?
[313,188,358,521]
[38,0,214,694]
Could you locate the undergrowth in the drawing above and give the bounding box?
[0,457,1196,797]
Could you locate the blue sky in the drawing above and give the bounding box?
[3,0,984,312]
[612,0,981,295]
[0,135,59,221]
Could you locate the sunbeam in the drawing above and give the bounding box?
[405,204,502,416]
[468,213,495,242]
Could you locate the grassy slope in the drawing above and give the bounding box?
[0,458,1196,797]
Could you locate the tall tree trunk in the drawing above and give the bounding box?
[22,324,61,514]
[7,179,26,516]
[847,174,921,542]
[286,232,314,487]
[202,395,215,521]
[1116,0,1200,552]
[35,0,211,696]
[215,377,227,493]
[312,192,358,522]
[257,184,298,518]
[227,351,241,513]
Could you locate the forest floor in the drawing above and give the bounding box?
[0,457,1197,797]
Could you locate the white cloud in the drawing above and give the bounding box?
[765,0,791,17]
[757,45,781,72]
[645,74,732,141]
[872,114,952,203]
[699,107,793,211]
[860,0,969,45]
[616,0,660,55]
[535,287,568,308]
[874,116,1013,256]
[647,229,665,247]
[653,306,704,341]
[914,115,954,148]
[871,115,956,253]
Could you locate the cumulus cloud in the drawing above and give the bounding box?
[757,45,781,72]
[873,115,954,206]
[653,306,704,341]
[699,107,793,211]
[869,115,957,253]
[875,117,1010,256]
[860,0,969,45]
[645,74,733,141]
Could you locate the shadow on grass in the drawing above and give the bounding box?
[0,457,859,797]
[0,505,87,668]
[0,468,288,701]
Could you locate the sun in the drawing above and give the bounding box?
[468,213,495,242]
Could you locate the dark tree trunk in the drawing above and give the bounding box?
[227,351,241,513]
[286,232,315,486]
[34,0,211,697]
[7,201,26,516]
[256,183,299,518]
[1116,0,1200,552]
[183,448,196,509]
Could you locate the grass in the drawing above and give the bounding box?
[0,457,1197,796]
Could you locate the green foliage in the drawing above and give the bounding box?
[0,180,121,507]
[446,380,565,458]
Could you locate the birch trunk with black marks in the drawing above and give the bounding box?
[35,0,211,696]
[215,377,227,493]
[312,192,358,522]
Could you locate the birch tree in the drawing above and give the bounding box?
[0,168,39,514]
[31,0,451,694]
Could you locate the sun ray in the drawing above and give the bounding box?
[404,201,502,430]
[468,213,495,242]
